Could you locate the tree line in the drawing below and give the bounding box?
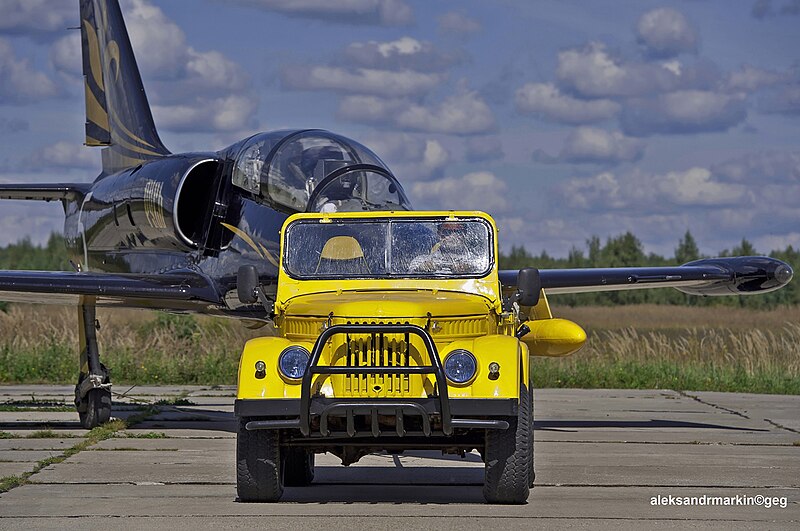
[0,232,796,309]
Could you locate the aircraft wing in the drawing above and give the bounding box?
[499,256,794,296]
[0,184,91,202]
[0,269,222,311]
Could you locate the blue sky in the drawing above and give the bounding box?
[0,0,798,257]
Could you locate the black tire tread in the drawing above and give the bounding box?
[483,383,532,504]
[78,388,112,429]
[236,419,283,502]
[529,383,536,488]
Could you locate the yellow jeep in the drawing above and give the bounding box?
[234,211,586,504]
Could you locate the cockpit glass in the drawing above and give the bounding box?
[284,218,493,279]
[311,170,409,213]
[268,136,358,211]
[231,134,283,195]
[232,130,412,213]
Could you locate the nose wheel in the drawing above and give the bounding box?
[74,298,113,430]
[76,386,112,429]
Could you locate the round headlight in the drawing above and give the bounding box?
[444,349,477,384]
[278,346,310,380]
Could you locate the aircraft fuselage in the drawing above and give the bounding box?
[62,129,412,318]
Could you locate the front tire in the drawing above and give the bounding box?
[236,418,283,502]
[483,383,532,504]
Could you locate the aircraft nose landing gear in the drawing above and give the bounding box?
[74,298,112,429]
[75,367,112,429]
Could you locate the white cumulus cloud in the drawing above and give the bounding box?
[0,0,74,35]
[562,167,750,212]
[0,38,59,103]
[153,95,258,133]
[282,65,445,97]
[621,90,747,136]
[395,91,495,134]
[558,127,646,164]
[362,132,450,180]
[556,42,681,98]
[412,171,508,213]
[515,83,620,124]
[636,8,699,58]
[344,36,462,72]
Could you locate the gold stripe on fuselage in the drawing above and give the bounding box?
[222,223,267,259]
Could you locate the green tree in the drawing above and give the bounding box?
[732,238,757,256]
[675,230,700,264]
[601,232,645,267]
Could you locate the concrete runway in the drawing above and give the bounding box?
[0,386,797,529]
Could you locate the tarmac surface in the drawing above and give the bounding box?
[0,386,797,529]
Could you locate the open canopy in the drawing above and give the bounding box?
[232,130,412,213]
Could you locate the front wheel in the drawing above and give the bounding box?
[236,419,283,502]
[483,384,532,504]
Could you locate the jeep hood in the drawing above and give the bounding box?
[283,291,493,319]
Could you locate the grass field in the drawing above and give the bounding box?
[1,304,798,394]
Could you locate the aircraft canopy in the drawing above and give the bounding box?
[232,130,411,213]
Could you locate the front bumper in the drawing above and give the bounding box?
[235,397,517,437]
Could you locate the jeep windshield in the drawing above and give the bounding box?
[284,218,493,279]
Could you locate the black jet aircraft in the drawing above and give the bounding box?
[0,0,793,429]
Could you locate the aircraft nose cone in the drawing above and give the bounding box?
[775,263,793,285]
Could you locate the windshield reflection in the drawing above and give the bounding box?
[284,218,492,279]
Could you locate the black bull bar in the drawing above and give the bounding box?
[243,324,510,437]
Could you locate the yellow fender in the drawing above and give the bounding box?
[237,337,315,399]
[441,334,524,398]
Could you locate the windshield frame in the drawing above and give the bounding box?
[282,216,495,281]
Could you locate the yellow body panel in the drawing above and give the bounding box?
[521,318,587,357]
[237,337,316,399]
[237,211,534,402]
[237,333,526,400]
[440,335,524,398]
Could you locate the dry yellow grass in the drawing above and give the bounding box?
[1,303,798,392]
[0,305,266,353]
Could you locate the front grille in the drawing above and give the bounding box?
[332,324,426,398]
[343,331,411,397]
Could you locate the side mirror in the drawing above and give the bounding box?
[237,265,260,305]
[517,267,541,307]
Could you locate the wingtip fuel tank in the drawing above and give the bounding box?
[677,256,794,296]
